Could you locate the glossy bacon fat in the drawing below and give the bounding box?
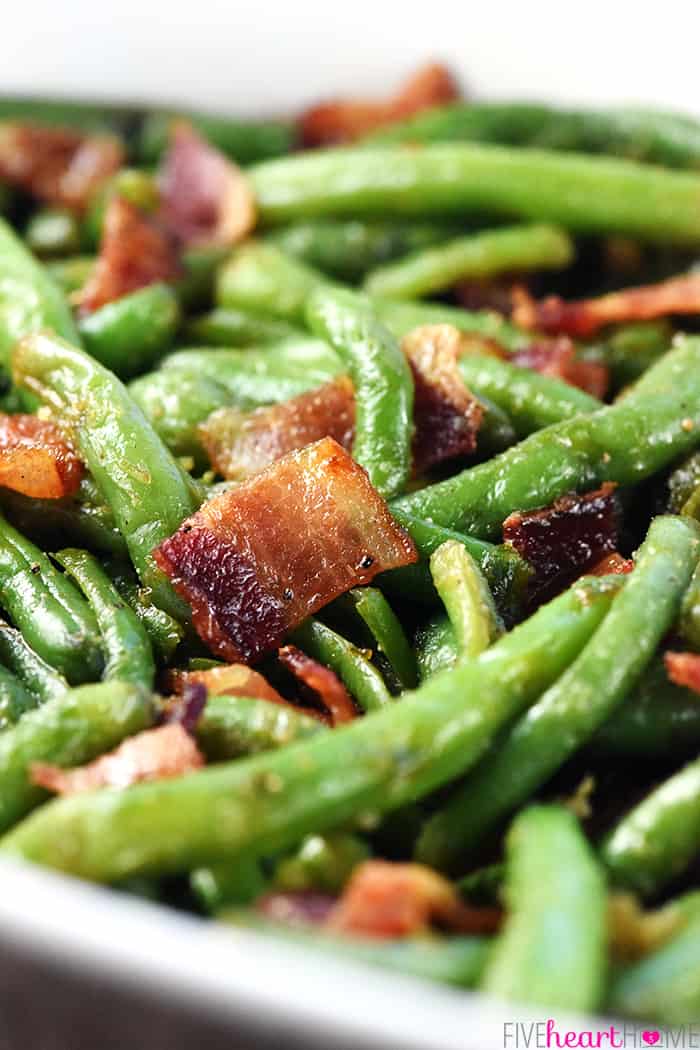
[154,437,417,664]
[0,413,83,499]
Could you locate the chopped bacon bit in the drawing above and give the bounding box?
[512,337,609,399]
[159,121,256,248]
[30,723,204,796]
[199,378,355,482]
[278,644,357,726]
[402,324,484,473]
[455,278,527,317]
[665,652,700,695]
[0,414,83,499]
[0,122,123,212]
[159,680,207,734]
[258,891,337,928]
[513,273,700,339]
[589,552,634,576]
[503,483,620,604]
[168,663,289,704]
[154,437,417,664]
[299,62,459,147]
[326,861,501,939]
[75,196,182,314]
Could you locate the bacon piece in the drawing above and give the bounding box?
[200,378,355,482]
[30,724,204,796]
[503,483,620,604]
[278,644,357,725]
[455,278,527,317]
[75,196,182,314]
[159,121,256,248]
[0,414,83,499]
[154,437,417,664]
[0,122,123,212]
[160,680,208,733]
[512,337,609,399]
[258,892,337,928]
[326,861,501,939]
[665,652,700,695]
[300,62,459,147]
[168,663,289,704]
[402,324,484,473]
[513,273,700,339]
[589,552,634,576]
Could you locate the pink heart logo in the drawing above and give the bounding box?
[642,1033,660,1047]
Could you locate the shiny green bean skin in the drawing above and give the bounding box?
[25,209,80,258]
[0,621,68,704]
[414,615,458,681]
[291,618,393,713]
[392,338,700,539]
[0,666,37,730]
[417,516,700,870]
[106,563,183,665]
[184,308,298,347]
[78,284,180,377]
[364,224,574,300]
[348,587,418,691]
[0,576,621,880]
[55,549,155,688]
[250,144,700,245]
[480,805,606,1011]
[306,286,413,498]
[14,333,201,619]
[0,481,128,559]
[0,680,154,834]
[191,858,267,914]
[128,368,233,461]
[196,694,324,761]
[430,541,501,658]
[273,833,369,894]
[138,111,296,165]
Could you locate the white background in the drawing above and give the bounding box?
[1,0,699,115]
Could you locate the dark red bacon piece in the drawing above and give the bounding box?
[665,651,700,695]
[165,661,328,722]
[503,483,620,604]
[154,437,417,664]
[299,62,459,147]
[0,122,122,212]
[0,413,83,499]
[513,273,700,339]
[75,196,182,313]
[30,724,204,796]
[159,121,256,248]
[512,337,609,399]
[278,644,357,725]
[455,278,526,317]
[589,551,634,576]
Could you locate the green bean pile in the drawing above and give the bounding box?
[1,71,700,1027]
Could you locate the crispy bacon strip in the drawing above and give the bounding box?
[75,196,182,314]
[159,121,256,248]
[512,337,609,399]
[665,652,700,695]
[199,378,355,482]
[0,122,123,212]
[154,437,417,664]
[168,663,289,704]
[0,414,83,499]
[513,273,700,339]
[326,861,501,939]
[300,62,459,147]
[30,724,204,796]
[402,324,484,473]
[589,552,634,576]
[503,483,620,604]
[278,644,357,725]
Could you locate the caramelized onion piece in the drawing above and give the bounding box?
[30,724,204,796]
[0,122,122,211]
[0,413,83,499]
[159,121,256,248]
[300,62,458,147]
[154,437,417,664]
[512,337,609,399]
[665,651,700,695]
[278,644,357,725]
[75,196,181,313]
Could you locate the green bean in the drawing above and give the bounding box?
[417,515,700,870]
[54,549,155,688]
[106,562,183,665]
[480,805,606,1011]
[414,615,459,681]
[0,513,102,684]
[458,353,601,438]
[0,666,38,730]
[579,320,672,390]
[81,168,159,250]
[78,283,180,377]
[430,541,501,659]
[128,367,233,461]
[347,587,417,691]
[291,618,392,713]
[138,111,296,165]
[366,101,700,170]
[365,224,574,300]
[250,143,700,245]
[0,575,622,880]
[14,333,202,619]
[45,255,95,296]
[0,98,135,136]
[392,338,700,539]
[196,694,324,761]
[25,208,80,258]
[607,891,700,1024]
[175,246,229,311]
[268,220,461,282]
[679,560,700,650]
[0,679,153,834]
[273,832,369,894]
[668,451,700,516]
[184,307,298,347]
[306,286,413,498]
[191,857,267,915]
[473,394,517,456]
[457,863,504,907]
[0,620,68,704]
[0,216,79,373]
